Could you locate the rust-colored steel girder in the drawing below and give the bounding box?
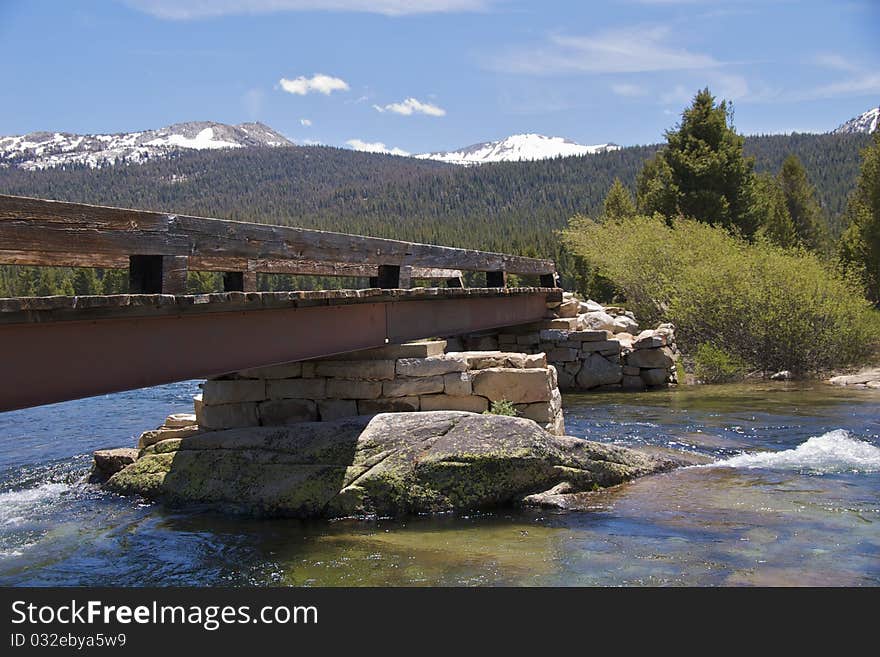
[0,293,548,411]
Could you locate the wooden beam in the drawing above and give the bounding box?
[0,250,129,269]
[0,249,464,281]
[410,267,462,280]
[0,194,556,276]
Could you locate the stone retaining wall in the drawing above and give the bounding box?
[193,340,565,435]
[448,292,679,391]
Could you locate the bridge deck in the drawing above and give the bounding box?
[0,287,560,411]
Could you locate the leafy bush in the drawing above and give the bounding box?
[561,214,880,377]
[484,399,519,417]
[693,343,747,383]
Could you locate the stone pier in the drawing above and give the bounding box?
[191,339,564,436]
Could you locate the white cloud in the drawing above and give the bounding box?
[611,82,646,97]
[279,74,349,96]
[124,0,493,19]
[373,97,446,116]
[346,139,410,156]
[491,25,721,75]
[300,118,312,126]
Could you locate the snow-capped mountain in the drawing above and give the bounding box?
[0,121,293,170]
[415,133,620,166]
[832,106,879,135]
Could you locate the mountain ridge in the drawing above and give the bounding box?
[2,111,874,173]
[0,121,292,170]
[415,133,620,165]
[832,106,879,135]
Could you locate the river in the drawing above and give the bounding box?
[1,381,878,586]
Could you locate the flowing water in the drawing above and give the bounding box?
[0,381,878,586]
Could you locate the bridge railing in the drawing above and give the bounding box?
[0,194,557,294]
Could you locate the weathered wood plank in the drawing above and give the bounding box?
[0,249,463,280]
[0,194,555,275]
[0,250,129,268]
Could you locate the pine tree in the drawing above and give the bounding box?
[636,153,677,218]
[639,88,758,235]
[754,173,798,248]
[602,178,637,221]
[839,130,880,304]
[100,268,129,294]
[72,268,102,295]
[778,154,828,251]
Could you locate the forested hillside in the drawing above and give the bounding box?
[0,131,871,292]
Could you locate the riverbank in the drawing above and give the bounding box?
[0,380,878,585]
[828,367,880,389]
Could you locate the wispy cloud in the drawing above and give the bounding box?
[813,52,862,73]
[279,74,349,95]
[659,72,774,109]
[300,118,312,126]
[611,82,647,97]
[800,73,880,100]
[660,84,691,106]
[490,25,721,75]
[346,138,410,156]
[373,97,446,116]
[794,54,880,100]
[124,0,494,20]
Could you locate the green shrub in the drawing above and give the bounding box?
[484,399,519,417]
[561,214,880,377]
[693,343,747,383]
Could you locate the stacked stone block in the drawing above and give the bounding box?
[195,340,565,435]
[453,292,678,392]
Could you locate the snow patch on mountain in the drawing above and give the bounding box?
[832,106,879,135]
[415,133,620,166]
[0,121,293,170]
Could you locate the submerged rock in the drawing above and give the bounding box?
[105,411,675,518]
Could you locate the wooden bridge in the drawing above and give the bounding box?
[0,194,560,411]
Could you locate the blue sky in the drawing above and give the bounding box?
[1,0,878,154]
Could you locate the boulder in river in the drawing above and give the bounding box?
[105,411,675,517]
[89,448,139,483]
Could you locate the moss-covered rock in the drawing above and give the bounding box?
[105,411,675,518]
